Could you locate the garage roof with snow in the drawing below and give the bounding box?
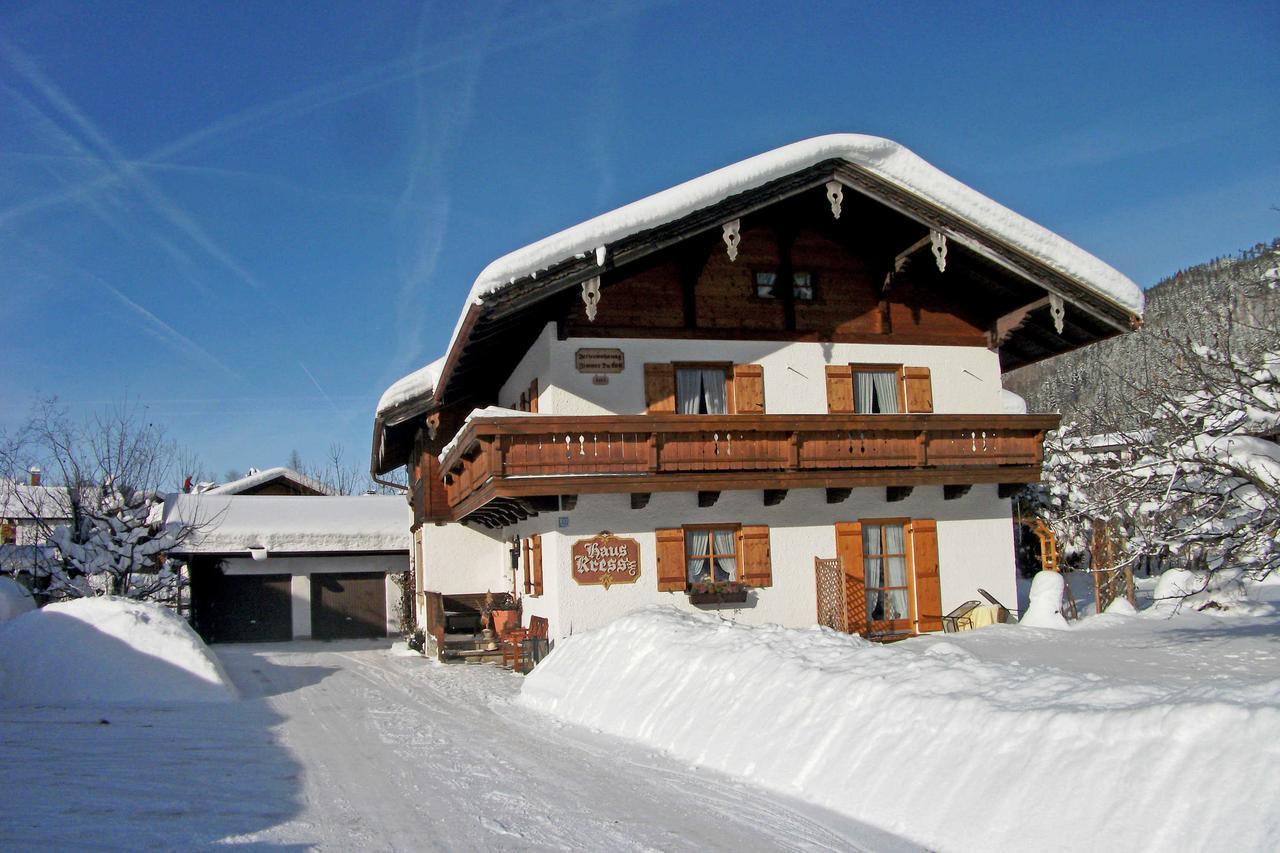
[165,494,410,555]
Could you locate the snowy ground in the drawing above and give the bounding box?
[0,640,912,851]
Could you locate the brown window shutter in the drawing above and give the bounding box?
[528,379,539,414]
[522,538,531,595]
[909,519,942,632]
[738,525,772,587]
[531,534,544,596]
[835,521,866,633]
[732,364,765,414]
[644,363,676,413]
[825,365,854,413]
[902,367,933,413]
[655,527,686,591]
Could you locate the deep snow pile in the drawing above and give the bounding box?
[0,577,36,623]
[520,606,1280,852]
[0,597,234,704]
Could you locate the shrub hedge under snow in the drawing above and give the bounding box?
[0,597,235,705]
[519,607,1279,852]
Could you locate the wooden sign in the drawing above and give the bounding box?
[572,534,640,589]
[575,348,624,374]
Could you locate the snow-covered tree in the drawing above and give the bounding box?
[3,399,201,603]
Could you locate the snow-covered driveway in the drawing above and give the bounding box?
[1,638,910,850]
[210,642,917,849]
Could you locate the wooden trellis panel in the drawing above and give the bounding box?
[815,557,847,633]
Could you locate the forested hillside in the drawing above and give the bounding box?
[1005,237,1280,428]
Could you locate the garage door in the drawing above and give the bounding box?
[311,573,387,640]
[197,572,292,643]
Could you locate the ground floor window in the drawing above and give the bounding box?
[685,526,738,584]
[862,521,909,622]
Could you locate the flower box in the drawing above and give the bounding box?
[687,582,750,605]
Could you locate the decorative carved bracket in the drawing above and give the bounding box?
[1049,293,1065,334]
[581,276,601,321]
[825,180,844,219]
[722,219,741,261]
[930,230,947,273]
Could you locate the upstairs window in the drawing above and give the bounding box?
[854,369,900,414]
[754,271,814,301]
[675,366,729,414]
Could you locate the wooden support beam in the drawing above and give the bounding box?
[997,483,1022,499]
[886,485,913,503]
[698,490,720,508]
[763,489,788,507]
[630,492,651,510]
[944,484,972,501]
[826,487,852,504]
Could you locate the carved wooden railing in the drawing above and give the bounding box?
[438,413,1059,510]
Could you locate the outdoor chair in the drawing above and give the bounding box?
[942,600,982,633]
[500,615,549,673]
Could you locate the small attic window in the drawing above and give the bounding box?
[754,271,813,300]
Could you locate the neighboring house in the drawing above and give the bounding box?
[203,467,336,497]
[370,134,1143,655]
[165,494,410,643]
[0,468,72,548]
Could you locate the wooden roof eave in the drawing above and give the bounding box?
[830,162,1140,334]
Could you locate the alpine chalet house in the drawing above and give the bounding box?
[371,134,1143,657]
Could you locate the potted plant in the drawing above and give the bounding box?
[489,592,521,636]
[687,580,750,605]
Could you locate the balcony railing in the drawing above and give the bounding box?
[436,413,1059,517]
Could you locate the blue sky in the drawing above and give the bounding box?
[2,0,1277,484]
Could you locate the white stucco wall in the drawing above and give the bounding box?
[501,485,1016,641]
[420,521,510,596]
[218,553,406,638]
[497,323,556,410]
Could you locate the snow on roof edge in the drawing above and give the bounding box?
[376,355,447,419]
[462,134,1144,317]
[206,467,335,496]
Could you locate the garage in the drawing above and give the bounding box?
[192,568,293,643]
[311,572,388,640]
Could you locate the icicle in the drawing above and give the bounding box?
[581,276,601,321]
[722,219,741,261]
[1049,293,1065,334]
[930,230,947,273]
[825,180,844,219]
[595,245,607,267]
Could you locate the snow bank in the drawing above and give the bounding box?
[0,577,35,622]
[520,607,1279,852]
[1019,570,1070,629]
[0,597,235,704]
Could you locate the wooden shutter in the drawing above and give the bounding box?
[528,379,539,413]
[656,527,686,591]
[738,525,772,587]
[835,522,866,633]
[531,534,544,596]
[902,367,933,413]
[644,363,676,413]
[909,519,942,632]
[825,365,854,413]
[522,538,531,595]
[732,364,765,414]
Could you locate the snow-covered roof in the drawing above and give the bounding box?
[377,356,446,419]
[164,494,410,554]
[0,482,73,520]
[454,133,1143,344]
[205,467,335,496]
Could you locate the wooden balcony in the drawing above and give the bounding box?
[432,412,1059,525]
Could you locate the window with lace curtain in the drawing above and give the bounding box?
[684,525,739,586]
[853,368,900,413]
[674,365,729,414]
[863,521,911,629]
